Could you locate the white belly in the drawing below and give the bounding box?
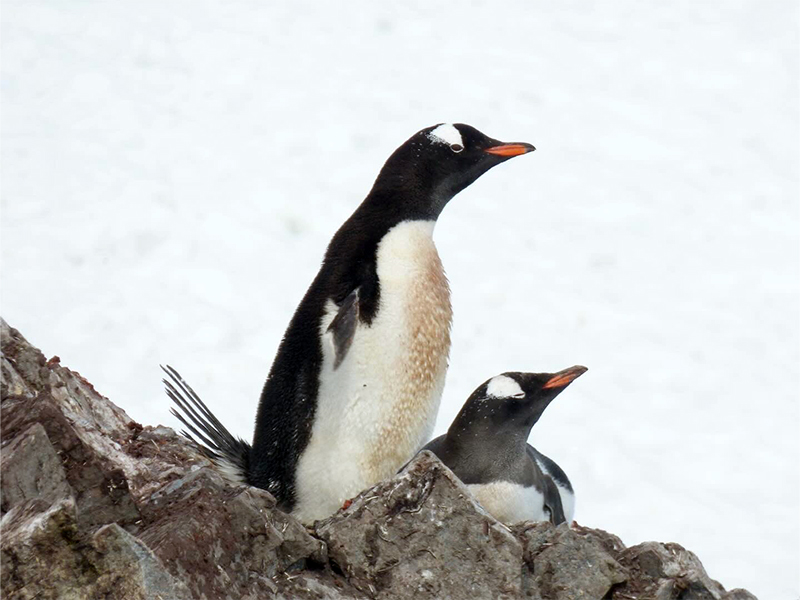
[468,481,549,525]
[293,220,452,524]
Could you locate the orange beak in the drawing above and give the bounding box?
[484,142,536,157]
[542,365,588,390]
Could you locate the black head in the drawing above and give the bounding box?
[365,123,535,221]
[447,366,588,444]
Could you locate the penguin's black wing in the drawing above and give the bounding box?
[420,434,445,456]
[527,446,573,492]
[326,288,360,369]
[527,445,568,525]
[541,475,566,525]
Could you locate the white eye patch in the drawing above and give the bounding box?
[427,123,464,148]
[486,375,525,399]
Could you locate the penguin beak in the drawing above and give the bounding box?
[484,142,536,157]
[542,366,588,390]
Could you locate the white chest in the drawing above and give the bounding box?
[468,481,549,525]
[293,220,453,524]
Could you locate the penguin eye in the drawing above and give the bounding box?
[450,143,464,153]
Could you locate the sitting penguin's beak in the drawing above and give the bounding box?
[484,142,536,157]
[542,365,588,390]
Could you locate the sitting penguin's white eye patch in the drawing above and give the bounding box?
[427,123,464,147]
[486,375,525,399]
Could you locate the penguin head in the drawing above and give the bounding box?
[368,123,535,220]
[451,366,587,440]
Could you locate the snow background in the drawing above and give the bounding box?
[2,1,798,597]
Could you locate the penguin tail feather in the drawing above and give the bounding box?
[161,364,251,486]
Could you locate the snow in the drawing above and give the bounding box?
[1,1,797,598]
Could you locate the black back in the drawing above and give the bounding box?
[249,124,534,510]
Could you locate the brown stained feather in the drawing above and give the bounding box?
[365,242,453,478]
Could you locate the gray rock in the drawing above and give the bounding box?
[514,521,627,599]
[138,469,326,600]
[1,318,351,600]
[2,320,142,532]
[720,590,759,600]
[0,426,86,595]
[614,541,728,600]
[92,523,193,600]
[1,497,94,600]
[0,496,192,600]
[0,318,760,600]
[0,422,74,514]
[273,571,369,599]
[316,451,524,600]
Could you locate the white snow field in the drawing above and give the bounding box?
[2,2,797,597]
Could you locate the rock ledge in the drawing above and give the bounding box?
[0,319,757,600]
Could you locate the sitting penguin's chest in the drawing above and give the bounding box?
[468,481,549,525]
[294,221,452,521]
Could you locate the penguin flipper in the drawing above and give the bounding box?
[327,288,360,369]
[542,475,566,525]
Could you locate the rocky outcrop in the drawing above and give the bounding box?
[316,452,525,599]
[0,319,757,600]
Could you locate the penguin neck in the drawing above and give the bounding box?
[336,202,439,270]
[444,427,530,482]
[447,422,532,462]
[364,177,451,222]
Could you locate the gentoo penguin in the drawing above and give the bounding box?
[422,366,587,525]
[164,123,535,523]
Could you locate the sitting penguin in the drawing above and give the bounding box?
[422,366,586,525]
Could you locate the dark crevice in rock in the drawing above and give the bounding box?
[329,557,347,577]
[603,581,625,600]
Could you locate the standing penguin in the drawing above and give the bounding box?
[422,366,587,525]
[164,123,534,523]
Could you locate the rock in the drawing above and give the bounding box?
[92,523,194,600]
[1,319,345,600]
[1,321,142,532]
[721,590,759,600]
[514,521,627,599]
[0,318,760,600]
[614,541,727,600]
[273,571,368,600]
[0,422,73,514]
[316,451,524,599]
[2,497,94,600]
[0,496,192,600]
[138,467,326,600]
